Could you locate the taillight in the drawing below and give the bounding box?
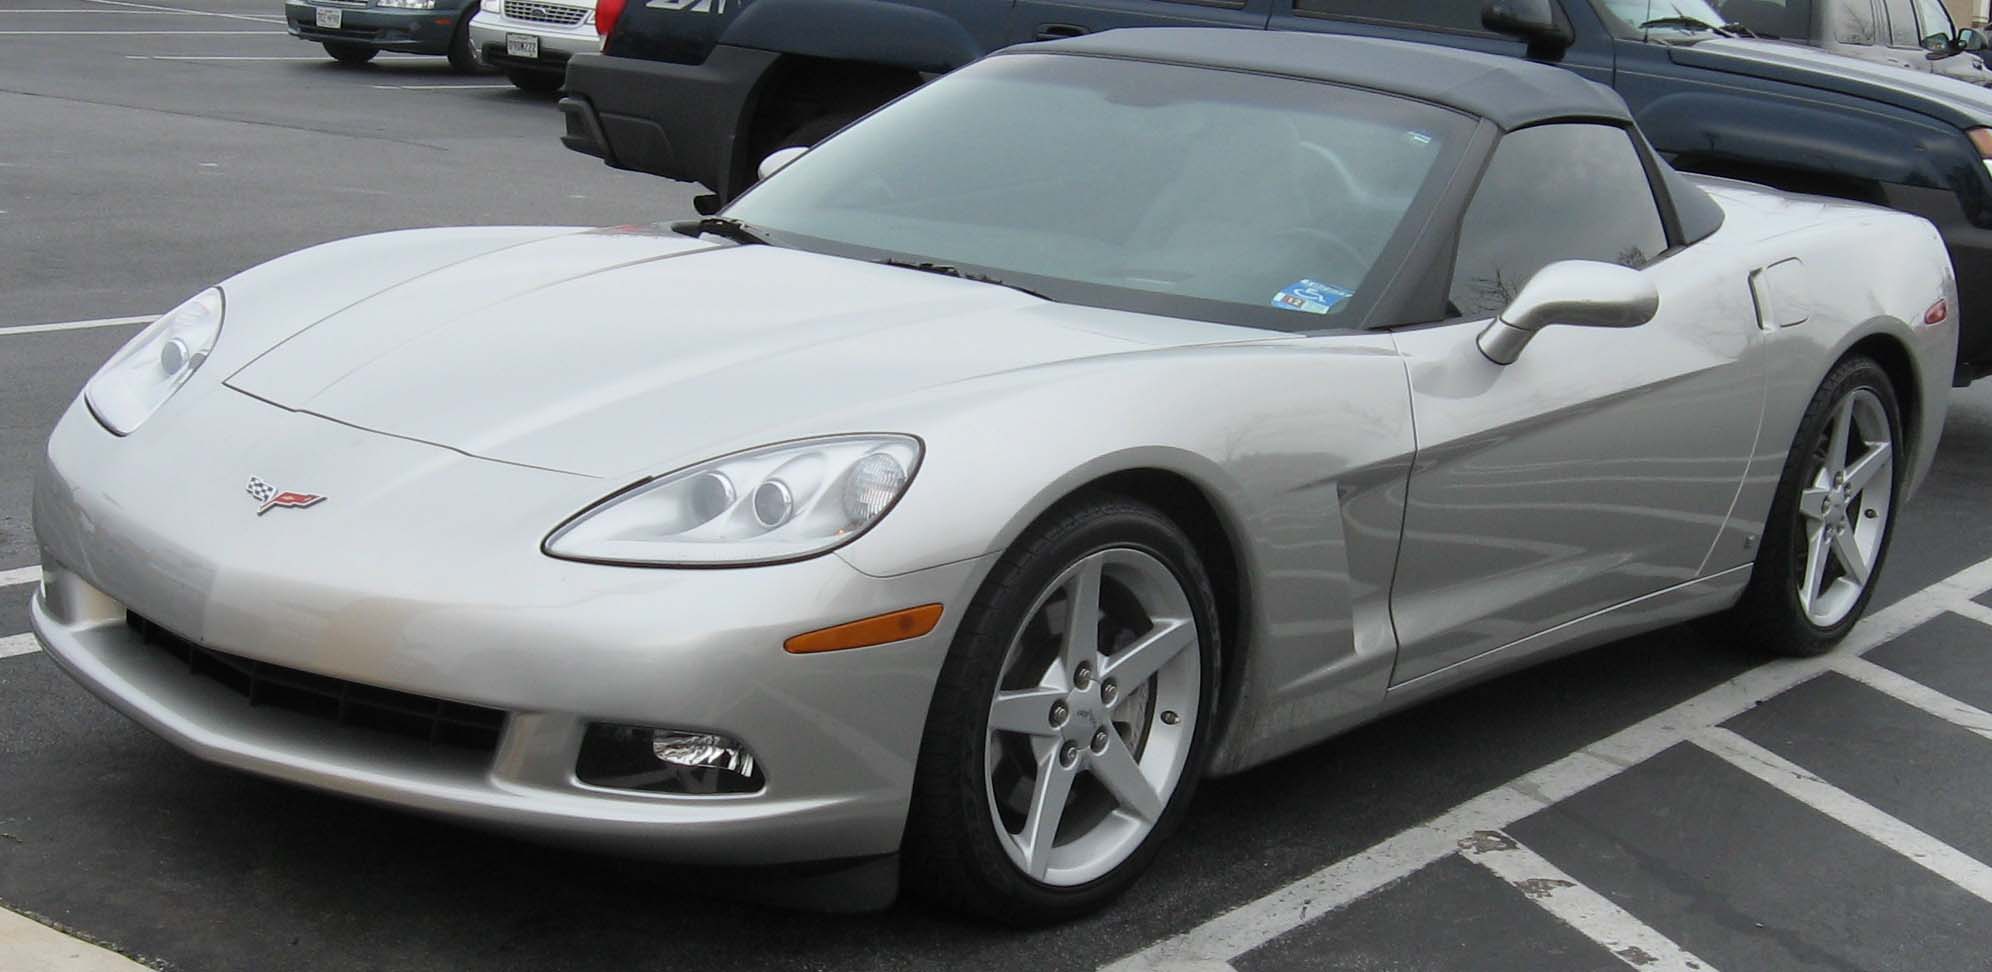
[596,0,624,37]
[1926,298,1950,325]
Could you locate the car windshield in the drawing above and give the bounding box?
[1593,0,1738,37]
[723,53,1472,332]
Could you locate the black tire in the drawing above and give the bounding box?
[902,494,1221,925]
[1722,355,1903,657]
[503,67,562,93]
[323,42,377,65]
[446,10,480,74]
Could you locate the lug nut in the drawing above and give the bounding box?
[1073,663,1094,690]
[1060,742,1080,766]
[1101,679,1118,705]
[1091,728,1110,752]
[1050,701,1068,726]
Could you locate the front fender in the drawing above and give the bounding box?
[835,335,1419,773]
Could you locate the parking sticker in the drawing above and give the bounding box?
[1271,279,1353,315]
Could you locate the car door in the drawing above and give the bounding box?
[1877,0,1940,69]
[1004,0,1273,46]
[1384,122,1764,685]
[1266,0,1615,87]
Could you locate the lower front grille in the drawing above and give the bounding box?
[130,615,506,753]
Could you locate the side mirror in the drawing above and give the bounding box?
[1477,260,1660,365]
[758,145,808,182]
[1482,0,1575,54]
[1924,32,1958,57]
[1959,27,1988,52]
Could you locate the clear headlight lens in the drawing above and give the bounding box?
[545,435,921,566]
[83,288,224,436]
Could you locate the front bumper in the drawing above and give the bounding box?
[284,1,461,53]
[30,393,984,865]
[469,9,601,74]
[559,45,779,199]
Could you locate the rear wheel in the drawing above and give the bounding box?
[1726,355,1902,657]
[503,67,561,93]
[323,42,377,65]
[904,496,1219,924]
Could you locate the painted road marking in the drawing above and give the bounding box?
[0,315,153,336]
[1103,551,1992,971]
[0,906,148,972]
[0,8,224,13]
[0,633,40,659]
[1833,654,1992,740]
[125,54,321,59]
[1458,831,1717,972]
[1,565,43,587]
[370,84,517,90]
[78,0,285,23]
[0,29,284,33]
[1693,725,1992,904]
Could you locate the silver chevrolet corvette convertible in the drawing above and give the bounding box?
[30,29,1956,922]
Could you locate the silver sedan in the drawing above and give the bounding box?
[28,29,1957,923]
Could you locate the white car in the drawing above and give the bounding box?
[468,0,602,92]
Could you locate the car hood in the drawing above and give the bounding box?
[1670,38,1992,128]
[227,236,1255,479]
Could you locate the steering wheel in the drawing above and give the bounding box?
[1273,226,1371,282]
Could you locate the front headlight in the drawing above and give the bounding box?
[84,288,224,436]
[545,435,922,566]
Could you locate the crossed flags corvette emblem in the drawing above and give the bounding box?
[246,476,325,516]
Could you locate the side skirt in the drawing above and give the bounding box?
[1378,564,1753,714]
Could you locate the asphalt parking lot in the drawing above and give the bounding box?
[7,2,1992,970]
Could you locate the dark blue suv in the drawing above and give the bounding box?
[558,0,1992,383]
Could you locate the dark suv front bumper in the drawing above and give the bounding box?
[559,45,779,200]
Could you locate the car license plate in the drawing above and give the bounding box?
[315,6,341,28]
[506,32,539,58]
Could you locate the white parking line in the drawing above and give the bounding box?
[1833,655,1992,740]
[0,315,153,336]
[0,28,284,34]
[77,0,285,23]
[0,633,40,660]
[0,8,220,13]
[1103,552,1992,971]
[1692,726,1992,904]
[1944,598,1992,628]
[126,54,322,59]
[1459,831,1718,971]
[0,906,148,972]
[0,566,42,587]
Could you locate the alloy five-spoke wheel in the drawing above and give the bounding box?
[905,495,1220,924]
[984,547,1200,886]
[1726,355,1903,657]
[1794,387,1892,627]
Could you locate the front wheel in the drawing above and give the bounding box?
[903,496,1220,924]
[446,12,480,73]
[1726,355,1903,657]
[322,42,377,65]
[503,67,561,93]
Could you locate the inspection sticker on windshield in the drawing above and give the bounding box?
[1271,280,1353,315]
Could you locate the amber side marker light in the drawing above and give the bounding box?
[786,604,944,654]
[1927,299,1951,325]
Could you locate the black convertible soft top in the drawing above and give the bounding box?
[1011,27,1631,132]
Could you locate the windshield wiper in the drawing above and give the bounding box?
[875,258,1049,300]
[1638,15,1736,36]
[670,216,773,246]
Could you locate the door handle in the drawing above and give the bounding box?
[1036,23,1087,40]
